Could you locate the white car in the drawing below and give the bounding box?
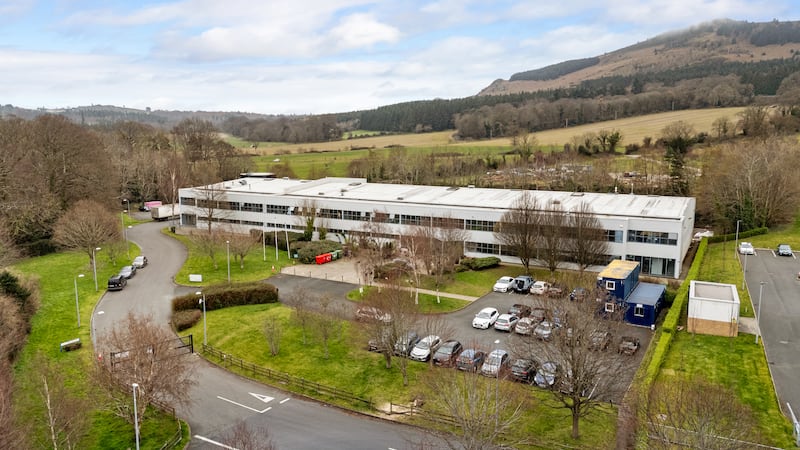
[738,242,755,255]
[530,281,552,295]
[409,335,441,362]
[472,307,499,329]
[492,276,515,293]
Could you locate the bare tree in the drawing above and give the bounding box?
[30,353,91,450]
[645,376,760,449]
[538,199,568,275]
[0,221,20,268]
[661,121,695,196]
[189,230,221,269]
[513,296,629,439]
[414,215,468,302]
[296,199,319,241]
[0,361,27,449]
[284,287,315,345]
[192,183,231,235]
[93,312,197,422]
[222,421,278,450]
[313,295,344,360]
[263,315,282,356]
[565,202,609,271]
[224,228,260,269]
[419,368,528,450]
[494,192,540,272]
[52,199,121,264]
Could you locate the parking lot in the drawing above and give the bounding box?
[269,271,654,398]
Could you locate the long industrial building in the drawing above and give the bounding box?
[178,177,696,278]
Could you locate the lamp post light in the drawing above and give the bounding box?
[196,291,207,347]
[262,226,266,262]
[742,251,748,290]
[226,240,231,283]
[493,338,501,429]
[74,274,84,327]
[756,281,766,345]
[124,199,131,217]
[735,220,741,252]
[132,383,140,450]
[91,247,101,292]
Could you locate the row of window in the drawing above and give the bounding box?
[628,230,678,246]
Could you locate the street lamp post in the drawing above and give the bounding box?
[742,251,748,290]
[122,212,131,259]
[124,199,131,217]
[226,240,231,283]
[74,274,84,327]
[91,247,101,292]
[262,226,266,262]
[735,220,741,251]
[493,338,501,429]
[196,291,207,347]
[132,383,140,450]
[756,281,766,344]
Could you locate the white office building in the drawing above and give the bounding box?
[178,177,696,278]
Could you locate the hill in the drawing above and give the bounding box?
[480,19,800,96]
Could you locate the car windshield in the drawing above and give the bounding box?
[418,341,431,349]
[513,359,530,369]
[477,311,491,319]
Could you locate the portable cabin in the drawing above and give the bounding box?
[597,260,641,301]
[624,282,665,328]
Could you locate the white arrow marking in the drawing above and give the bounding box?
[250,392,274,404]
[280,398,290,404]
[217,396,270,413]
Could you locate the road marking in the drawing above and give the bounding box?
[97,311,105,315]
[217,395,271,413]
[280,397,290,404]
[193,435,238,449]
[249,392,274,403]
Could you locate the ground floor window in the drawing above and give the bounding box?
[181,214,196,226]
[465,241,499,254]
[626,255,675,277]
[634,304,645,317]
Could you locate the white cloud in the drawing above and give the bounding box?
[329,13,401,51]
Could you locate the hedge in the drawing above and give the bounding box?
[294,240,343,264]
[708,226,768,244]
[459,256,501,271]
[172,281,279,313]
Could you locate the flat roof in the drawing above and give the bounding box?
[690,280,740,304]
[197,177,693,220]
[626,282,666,306]
[598,260,640,279]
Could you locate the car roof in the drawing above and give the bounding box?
[489,349,508,356]
[479,307,497,313]
[498,276,514,281]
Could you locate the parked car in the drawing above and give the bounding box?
[355,306,392,323]
[530,307,547,324]
[493,276,516,293]
[514,317,537,335]
[409,335,441,362]
[510,358,536,383]
[546,285,565,297]
[472,307,499,329]
[589,331,612,351]
[618,336,641,355]
[132,255,148,268]
[368,326,392,352]
[432,340,463,367]
[738,242,755,255]
[508,303,531,318]
[480,349,510,377]
[512,275,534,293]
[530,281,551,295]
[118,265,136,279]
[534,320,556,341]
[393,331,420,356]
[456,348,486,372]
[534,361,558,388]
[777,244,793,257]
[107,275,127,291]
[494,313,519,332]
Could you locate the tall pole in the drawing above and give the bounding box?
[262,226,266,262]
[274,229,279,260]
[742,252,748,290]
[226,240,231,283]
[92,247,101,292]
[285,228,290,259]
[132,383,140,450]
[197,291,207,347]
[756,281,765,344]
[124,199,131,217]
[494,339,500,429]
[735,220,741,251]
[74,274,84,327]
[122,212,130,259]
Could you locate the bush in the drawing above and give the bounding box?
[264,231,305,251]
[295,240,343,264]
[172,282,279,312]
[459,256,501,271]
[708,227,768,244]
[172,309,201,331]
[374,260,413,279]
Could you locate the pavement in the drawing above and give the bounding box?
[280,257,481,302]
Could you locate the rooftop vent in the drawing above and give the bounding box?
[318,192,325,196]
[348,182,362,186]
[570,192,584,196]
[397,196,404,200]
[446,187,459,191]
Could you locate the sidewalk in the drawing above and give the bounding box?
[280,258,481,302]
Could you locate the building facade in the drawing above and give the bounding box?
[178,177,696,278]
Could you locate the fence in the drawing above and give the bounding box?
[202,344,373,410]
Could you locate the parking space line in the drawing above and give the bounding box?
[193,435,237,449]
[280,397,291,404]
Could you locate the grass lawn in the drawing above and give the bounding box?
[698,240,754,317]
[658,333,794,448]
[11,249,181,449]
[346,286,470,313]
[193,302,617,447]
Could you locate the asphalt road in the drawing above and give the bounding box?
[91,221,443,450]
[740,247,800,421]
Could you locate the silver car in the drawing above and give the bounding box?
[480,349,509,377]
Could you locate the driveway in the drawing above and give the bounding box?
[91,223,443,450]
[741,248,800,420]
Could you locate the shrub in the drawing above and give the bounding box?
[264,231,304,251]
[295,240,343,264]
[172,309,201,331]
[460,256,501,271]
[172,282,279,312]
[374,261,412,279]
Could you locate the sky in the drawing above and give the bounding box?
[1,0,797,115]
